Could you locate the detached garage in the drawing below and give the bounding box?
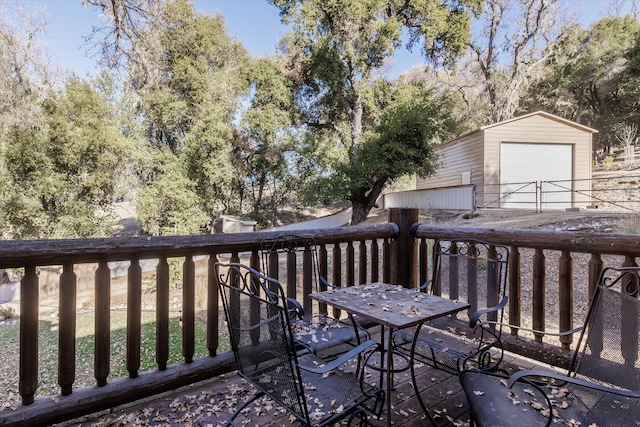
[415,111,598,210]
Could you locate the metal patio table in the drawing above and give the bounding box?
[310,283,470,426]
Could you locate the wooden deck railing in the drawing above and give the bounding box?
[412,223,640,362]
[0,221,400,426]
[1,207,639,426]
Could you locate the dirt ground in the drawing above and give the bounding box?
[362,206,632,233]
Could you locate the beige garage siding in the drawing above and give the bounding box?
[415,111,596,210]
[483,114,593,208]
[416,130,485,190]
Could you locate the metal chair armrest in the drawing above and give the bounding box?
[319,275,333,289]
[286,297,304,319]
[469,296,508,327]
[298,339,380,374]
[418,279,432,292]
[509,369,640,398]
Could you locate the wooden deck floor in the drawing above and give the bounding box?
[60,332,555,427]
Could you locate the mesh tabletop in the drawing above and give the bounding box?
[310,283,470,329]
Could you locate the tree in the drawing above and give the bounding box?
[525,15,640,153]
[468,0,571,124]
[0,0,59,131]
[2,77,135,238]
[235,56,300,227]
[270,0,481,224]
[87,0,250,234]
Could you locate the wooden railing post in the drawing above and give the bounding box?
[208,252,221,357]
[388,208,418,288]
[183,255,195,363]
[509,246,521,336]
[332,243,342,318]
[559,251,573,350]
[95,259,111,386]
[59,263,77,396]
[19,265,39,405]
[358,240,367,285]
[156,256,170,370]
[588,253,603,300]
[371,239,379,283]
[532,248,546,343]
[127,258,142,378]
[346,241,355,287]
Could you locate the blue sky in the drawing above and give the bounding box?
[35,0,618,78]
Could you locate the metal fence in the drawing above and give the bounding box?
[479,174,640,213]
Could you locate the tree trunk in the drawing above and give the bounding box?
[350,179,387,225]
[351,200,370,225]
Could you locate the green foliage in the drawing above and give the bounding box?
[1,77,136,238]
[130,0,250,231]
[602,155,615,169]
[136,147,208,235]
[236,56,301,227]
[526,16,640,152]
[270,0,479,223]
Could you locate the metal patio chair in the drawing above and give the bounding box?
[460,266,640,427]
[393,238,510,375]
[217,262,384,427]
[260,234,369,359]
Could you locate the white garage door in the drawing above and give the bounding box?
[500,143,573,209]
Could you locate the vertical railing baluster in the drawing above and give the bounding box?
[319,244,328,290]
[287,250,300,315]
[229,252,241,339]
[383,237,391,284]
[433,241,442,296]
[371,239,379,283]
[208,252,220,357]
[588,253,604,358]
[302,247,312,317]
[95,259,110,386]
[358,240,367,285]
[509,246,522,336]
[183,255,195,364]
[156,256,170,370]
[127,258,142,378]
[333,243,342,318]
[318,244,329,314]
[532,248,546,343]
[346,241,355,287]
[449,243,459,300]
[621,256,638,366]
[559,251,573,350]
[466,245,476,315]
[588,253,603,300]
[486,245,497,323]
[623,255,638,268]
[59,263,76,396]
[20,265,39,405]
[418,237,428,289]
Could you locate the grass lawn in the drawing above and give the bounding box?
[0,309,226,410]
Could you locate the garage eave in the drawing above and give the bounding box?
[480,111,599,134]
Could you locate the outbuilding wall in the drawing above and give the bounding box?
[416,111,596,210]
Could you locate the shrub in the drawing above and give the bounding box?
[0,305,15,320]
[602,155,615,169]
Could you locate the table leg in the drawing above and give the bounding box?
[386,326,394,427]
[410,323,439,426]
